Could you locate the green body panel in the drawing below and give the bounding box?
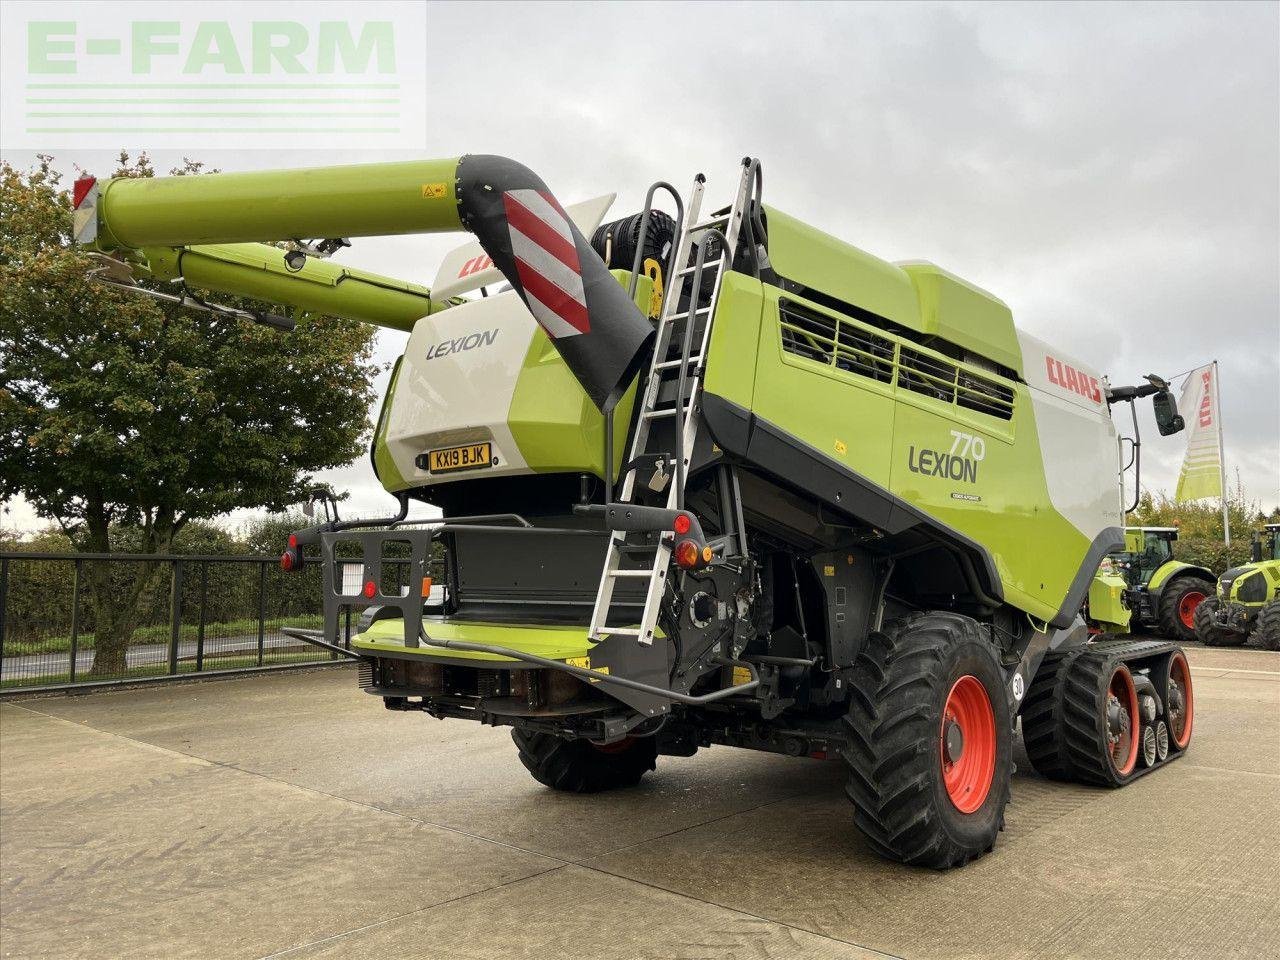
[372,359,408,490]
[507,272,648,479]
[702,272,765,411]
[762,206,921,330]
[706,277,1088,623]
[96,158,462,249]
[355,616,595,663]
[898,262,1021,374]
[1220,560,1280,608]
[761,207,1022,377]
[1123,529,1145,553]
[143,243,442,333]
[1148,560,1203,595]
[1088,571,1132,632]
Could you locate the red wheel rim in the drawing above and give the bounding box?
[1107,666,1140,776]
[1178,591,1206,629]
[592,736,635,755]
[1167,652,1194,748]
[940,675,996,814]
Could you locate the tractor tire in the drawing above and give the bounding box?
[1253,600,1280,651]
[843,612,1012,869]
[1158,575,1212,642]
[1020,649,1078,782]
[1195,597,1246,647]
[1058,645,1146,787]
[513,730,657,793]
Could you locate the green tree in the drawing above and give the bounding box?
[0,154,377,677]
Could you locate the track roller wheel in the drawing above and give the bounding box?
[513,730,657,793]
[1163,651,1194,751]
[1155,720,1170,761]
[844,611,1012,869]
[1140,725,1158,767]
[1060,650,1143,786]
[1158,575,1211,642]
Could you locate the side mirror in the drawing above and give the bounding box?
[1153,389,1184,436]
[1251,532,1263,564]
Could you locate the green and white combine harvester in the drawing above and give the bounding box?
[1196,524,1280,649]
[73,156,1197,868]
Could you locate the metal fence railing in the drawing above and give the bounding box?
[0,551,412,694]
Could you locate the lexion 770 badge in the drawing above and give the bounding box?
[0,1,427,150]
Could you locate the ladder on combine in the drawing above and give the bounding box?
[588,160,758,645]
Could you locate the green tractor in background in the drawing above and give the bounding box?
[1108,528,1216,642]
[1196,524,1280,649]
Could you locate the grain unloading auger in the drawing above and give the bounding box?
[76,155,1196,868]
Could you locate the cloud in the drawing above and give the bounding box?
[4,0,1276,531]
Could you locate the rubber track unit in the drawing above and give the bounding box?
[843,612,1011,870]
[513,730,657,793]
[1023,637,1186,787]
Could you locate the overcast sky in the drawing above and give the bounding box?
[3,0,1277,534]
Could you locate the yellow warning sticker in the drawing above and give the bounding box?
[834,439,847,455]
[731,666,752,686]
[421,183,448,199]
[823,564,836,577]
[565,656,610,681]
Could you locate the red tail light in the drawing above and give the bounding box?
[363,580,377,599]
[673,513,692,535]
[674,539,700,569]
[279,551,294,572]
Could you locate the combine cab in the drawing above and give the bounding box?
[1197,524,1280,649]
[75,155,1196,869]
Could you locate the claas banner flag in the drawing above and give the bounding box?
[1175,362,1225,501]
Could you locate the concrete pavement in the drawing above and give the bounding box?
[1,645,1277,959]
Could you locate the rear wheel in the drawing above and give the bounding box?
[513,730,657,793]
[1253,600,1280,651]
[1195,597,1246,647]
[844,612,1012,869]
[1158,575,1211,642]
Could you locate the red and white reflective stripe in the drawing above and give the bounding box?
[502,188,589,338]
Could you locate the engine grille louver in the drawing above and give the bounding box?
[779,300,1014,422]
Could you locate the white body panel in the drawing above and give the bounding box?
[383,292,539,486]
[431,194,616,300]
[1018,331,1122,540]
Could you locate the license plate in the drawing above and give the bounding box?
[427,442,492,474]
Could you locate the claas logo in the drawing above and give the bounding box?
[457,255,494,279]
[1045,355,1102,404]
[1198,369,1214,427]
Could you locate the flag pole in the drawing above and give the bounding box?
[1213,359,1230,546]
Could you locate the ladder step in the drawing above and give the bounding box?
[597,626,643,637]
[664,305,712,322]
[642,406,692,420]
[609,569,655,579]
[689,214,730,231]
[675,261,722,277]
[654,355,703,370]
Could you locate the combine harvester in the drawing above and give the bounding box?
[74,156,1196,868]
